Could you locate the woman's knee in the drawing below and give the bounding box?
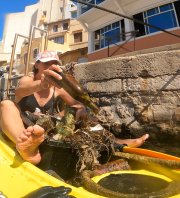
[0,100,16,110]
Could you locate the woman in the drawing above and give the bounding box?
[0,51,149,165]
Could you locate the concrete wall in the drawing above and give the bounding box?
[74,49,180,142]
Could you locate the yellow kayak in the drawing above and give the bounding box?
[0,133,103,198]
[0,132,179,198]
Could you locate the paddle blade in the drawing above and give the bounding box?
[123,147,180,162]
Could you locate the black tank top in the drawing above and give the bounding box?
[18,92,55,114]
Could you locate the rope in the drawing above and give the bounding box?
[81,152,180,198]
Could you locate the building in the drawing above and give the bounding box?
[36,0,88,64]
[37,0,78,28]
[0,3,39,65]
[77,0,180,61]
[47,17,88,64]
[0,0,88,68]
[0,41,9,66]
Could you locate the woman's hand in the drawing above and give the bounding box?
[40,65,63,89]
[71,104,88,121]
[76,107,88,121]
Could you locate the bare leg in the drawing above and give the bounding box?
[0,100,25,142]
[115,134,149,148]
[0,100,44,164]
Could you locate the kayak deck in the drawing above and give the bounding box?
[0,133,103,198]
[0,132,179,198]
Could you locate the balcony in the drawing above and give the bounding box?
[78,0,119,27]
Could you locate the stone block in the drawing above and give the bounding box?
[152,105,174,121]
[174,107,180,121]
[74,50,180,82]
[87,79,122,93]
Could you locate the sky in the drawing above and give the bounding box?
[0,0,39,41]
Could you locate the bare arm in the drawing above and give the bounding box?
[15,64,62,102]
[15,75,47,103]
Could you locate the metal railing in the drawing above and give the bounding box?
[6,33,29,100]
[6,26,48,100]
[105,30,139,57]
[25,26,48,75]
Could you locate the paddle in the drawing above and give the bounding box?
[114,143,180,162]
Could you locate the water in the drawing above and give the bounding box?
[98,173,169,194]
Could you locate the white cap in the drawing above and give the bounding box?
[36,51,60,63]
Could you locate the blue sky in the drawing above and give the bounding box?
[0,0,39,41]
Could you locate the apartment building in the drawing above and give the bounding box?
[37,0,88,64]
[77,0,180,61]
[0,3,39,65]
[0,41,9,66]
[0,0,88,67]
[47,18,88,64]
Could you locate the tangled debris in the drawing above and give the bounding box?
[21,104,180,198]
[23,106,118,173]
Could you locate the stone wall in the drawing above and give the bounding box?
[74,50,180,143]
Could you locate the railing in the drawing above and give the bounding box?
[25,26,48,75]
[6,34,29,100]
[6,26,48,100]
[105,30,139,57]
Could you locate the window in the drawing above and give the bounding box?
[53,25,58,32]
[174,1,180,25]
[144,3,178,34]
[71,0,78,5]
[74,32,82,43]
[94,20,125,50]
[54,36,64,44]
[71,11,77,18]
[133,13,146,37]
[133,2,179,36]
[60,7,63,13]
[81,0,95,14]
[96,0,105,4]
[16,54,20,60]
[33,48,39,58]
[94,30,100,50]
[81,0,105,14]
[43,11,47,16]
[63,23,68,30]
[24,53,28,64]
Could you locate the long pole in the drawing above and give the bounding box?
[71,0,180,38]
[25,26,48,75]
[7,34,29,97]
